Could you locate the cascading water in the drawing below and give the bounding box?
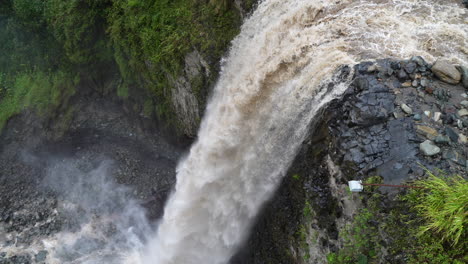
[136,0,467,264]
[5,0,463,263]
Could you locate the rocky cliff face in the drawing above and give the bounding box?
[231,58,467,264]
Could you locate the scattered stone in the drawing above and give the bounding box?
[445,127,459,142]
[401,103,413,115]
[434,135,450,144]
[463,93,468,98]
[458,109,468,117]
[393,112,399,119]
[459,134,467,144]
[458,120,464,129]
[461,101,468,108]
[434,88,451,101]
[413,114,421,121]
[442,150,465,165]
[401,81,412,87]
[424,111,431,117]
[433,112,442,122]
[431,60,461,84]
[416,125,438,139]
[397,69,408,81]
[456,65,468,88]
[404,61,417,74]
[412,80,418,87]
[411,56,428,67]
[419,140,441,156]
[420,78,429,87]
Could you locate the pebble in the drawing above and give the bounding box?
[401,103,413,115]
[419,140,441,156]
[433,112,442,122]
[458,120,464,129]
[458,109,468,117]
[413,114,421,121]
[412,80,418,87]
[459,134,467,144]
[434,135,450,144]
[401,81,412,87]
[424,111,431,117]
[420,78,429,87]
[461,101,468,108]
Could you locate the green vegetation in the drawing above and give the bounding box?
[0,0,245,133]
[0,71,76,130]
[327,171,467,264]
[409,171,467,246]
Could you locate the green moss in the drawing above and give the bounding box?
[0,70,76,131]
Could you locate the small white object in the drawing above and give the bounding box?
[424,111,431,117]
[433,112,442,122]
[348,180,364,192]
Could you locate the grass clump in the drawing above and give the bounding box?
[409,171,467,245]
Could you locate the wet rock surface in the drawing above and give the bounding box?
[0,97,182,263]
[232,57,467,264]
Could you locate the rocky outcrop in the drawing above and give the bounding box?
[170,50,211,137]
[232,57,467,264]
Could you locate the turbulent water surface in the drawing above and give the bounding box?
[2,0,467,263]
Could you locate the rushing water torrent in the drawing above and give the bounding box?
[135,1,467,264]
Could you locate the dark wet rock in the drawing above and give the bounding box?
[403,61,417,74]
[431,60,461,84]
[434,135,450,144]
[445,127,459,142]
[411,56,428,67]
[397,69,408,81]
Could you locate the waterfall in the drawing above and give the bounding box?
[136,0,466,263]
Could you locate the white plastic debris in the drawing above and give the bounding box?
[348,180,364,192]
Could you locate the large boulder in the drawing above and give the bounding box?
[431,60,461,84]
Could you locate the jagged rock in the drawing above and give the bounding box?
[419,140,440,156]
[431,60,461,84]
[445,127,459,142]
